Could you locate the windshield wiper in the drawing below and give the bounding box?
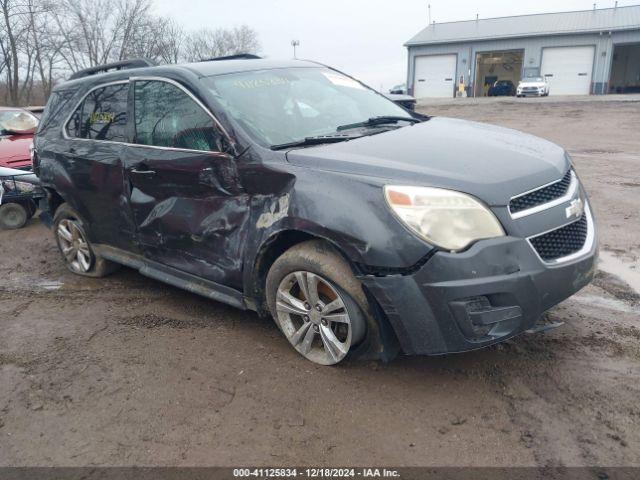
[336,116,421,132]
[270,134,355,151]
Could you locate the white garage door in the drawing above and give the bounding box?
[413,55,456,98]
[541,46,595,96]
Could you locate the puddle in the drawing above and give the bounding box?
[34,281,63,290]
[573,293,635,313]
[598,250,640,295]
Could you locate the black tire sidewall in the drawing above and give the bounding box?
[0,203,28,229]
[265,241,369,358]
[52,203,117,277]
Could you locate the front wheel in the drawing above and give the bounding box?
[266,240,367,365]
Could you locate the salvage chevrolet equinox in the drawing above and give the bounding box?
[33,56,598,365]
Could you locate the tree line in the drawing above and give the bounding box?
[0,0,260,106]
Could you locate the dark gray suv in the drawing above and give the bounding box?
[33,57,597,365]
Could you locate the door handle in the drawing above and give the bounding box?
[131,168,156,175]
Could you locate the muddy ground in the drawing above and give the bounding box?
[1,97,639,468]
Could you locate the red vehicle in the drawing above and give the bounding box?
[0,107,40,170]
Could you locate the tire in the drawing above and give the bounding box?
[53,203,119,277]
[25,199,37,219]
[266,240,370,365]
[0,202,28,229]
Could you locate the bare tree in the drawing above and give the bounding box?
[0,0,261,105]
[50,0,154,70]
[25,0,64,99]
[123,16,184,64]
[156,19,184,64]
[1,0,27,105]
[183,25,260,62]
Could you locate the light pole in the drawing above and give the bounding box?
[291,40,300,59]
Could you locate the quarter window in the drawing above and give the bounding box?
[133,80,223,152]
[67,83,128,141]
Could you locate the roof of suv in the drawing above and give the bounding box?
[58,58,322,90]
[182,58,320,77]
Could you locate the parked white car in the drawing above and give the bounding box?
[517,77,550,97]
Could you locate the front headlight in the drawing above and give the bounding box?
[384,185,505,251]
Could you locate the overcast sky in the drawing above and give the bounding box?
[153,0,636,90]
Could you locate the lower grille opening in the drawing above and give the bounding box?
[530,213,588,261]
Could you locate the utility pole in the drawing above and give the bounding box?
[428,4,431,25]
[291,40,300,59]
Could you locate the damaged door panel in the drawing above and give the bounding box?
[125,146,249,287]
[125,78,249,288]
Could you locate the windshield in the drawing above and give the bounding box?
[204,67,410,147]
[524,77,544,83]
[0,109,39,134]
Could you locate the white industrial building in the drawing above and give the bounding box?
[405,5,640,97]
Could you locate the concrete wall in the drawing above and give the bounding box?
[406,29,640,96]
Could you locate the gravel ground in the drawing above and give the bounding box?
[0,96,639,468]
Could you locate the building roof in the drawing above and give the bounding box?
[406,5,640,46]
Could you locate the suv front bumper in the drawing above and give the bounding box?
[359,233,597,355]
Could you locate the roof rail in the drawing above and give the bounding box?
[68,58,157,81]
[200,53,262,62]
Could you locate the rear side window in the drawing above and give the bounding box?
[66,83,128,142]
[38,90,76,134]
[133,80,223,152]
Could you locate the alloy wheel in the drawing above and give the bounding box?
[275,271,354,365]
[57,218,93,273]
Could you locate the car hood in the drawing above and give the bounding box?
[285,117,569,206]
[519,82,545,88]
[384,93,416,102]
[0,134,32,167]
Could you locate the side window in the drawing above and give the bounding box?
[134,80,223,152]
[80,84,128,141]
[38,90,75,134]
[66,83,128,141]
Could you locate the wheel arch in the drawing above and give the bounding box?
[43,187,67,216]
[250,228,401,362]
[246,228,359,315]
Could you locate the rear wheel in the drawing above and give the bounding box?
[0,202,28,229]
[266,240,367,365]
[53,203,119,277]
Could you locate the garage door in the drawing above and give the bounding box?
[541,46,595,96]
[413,55,456,98]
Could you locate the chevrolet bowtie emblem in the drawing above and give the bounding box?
[566,198,584,219]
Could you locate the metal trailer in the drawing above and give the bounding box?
[0,166,43,229]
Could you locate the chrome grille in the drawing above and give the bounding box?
[529,214,588,262]
[510,170,573,215]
